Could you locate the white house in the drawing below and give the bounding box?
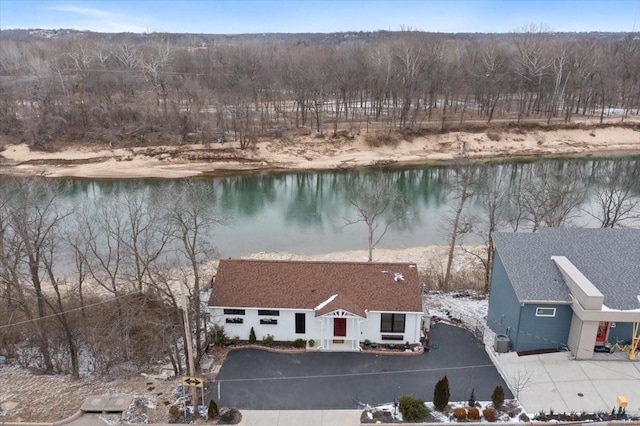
[207,259,425,351]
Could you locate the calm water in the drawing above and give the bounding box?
[57,157,639,257]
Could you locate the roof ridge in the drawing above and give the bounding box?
[222,258,418,266]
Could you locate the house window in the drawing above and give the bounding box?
[223,309,246,315]
[258,310,280,316]
[260,318,278,325]
[535,307,556,317]
[225,317,243,324]
[295,313,306,334]
[381,334,404,341]
[380,313,405,333]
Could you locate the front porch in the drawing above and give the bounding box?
[314,309,364,352]
[316,339,361,352]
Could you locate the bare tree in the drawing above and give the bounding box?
[0,178,76,375]
[472,164,511,292]
[517,162,587,231]
[342,172,408,262]
[141,39,172,115]
[391,31,427,128]
[513,25,552,123]
[588,159,640,228]
[164,180,223,361]
[118,188,173,292]
[509,368,533,399]
[443,163,475,291]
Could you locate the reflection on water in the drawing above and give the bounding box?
[13,157,640,257]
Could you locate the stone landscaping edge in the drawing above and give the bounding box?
[225,343,425,356]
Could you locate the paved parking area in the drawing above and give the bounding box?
[213,324,512,409]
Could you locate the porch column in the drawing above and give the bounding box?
[350,318,356,350]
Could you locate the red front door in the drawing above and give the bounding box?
[596,322,609,344]
[334,318,346,337]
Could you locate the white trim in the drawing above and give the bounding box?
[317,309,362,318]
[213,306,423,315]
[314,294,338,311]
[536,307,556,317]
[211,306,316,313]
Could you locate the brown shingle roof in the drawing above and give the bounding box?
[314,293,365,317]
[208,259,422,315]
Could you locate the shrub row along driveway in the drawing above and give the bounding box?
[212,324,512,409]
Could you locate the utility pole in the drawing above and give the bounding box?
[181,279,199,418]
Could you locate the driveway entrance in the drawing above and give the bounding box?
[212,324,511,409]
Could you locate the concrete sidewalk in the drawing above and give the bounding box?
[489,349,640,416]
[237,410,362,426]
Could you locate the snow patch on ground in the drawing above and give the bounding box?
[363,400,527,423]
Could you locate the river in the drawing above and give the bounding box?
[56,156,639,258]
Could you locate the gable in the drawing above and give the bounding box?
[208,259,422,313]
[314,294,366,317]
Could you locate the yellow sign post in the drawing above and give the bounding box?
[181,375,204,388]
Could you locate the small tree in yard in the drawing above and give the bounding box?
[399,394,429,422]
[509,369,533,399]
[209,324,228,346]
[492,385,505,409]
[208,399,219,418]
[433,376,450,411]
[249,327,257,344]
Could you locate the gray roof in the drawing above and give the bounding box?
[493,228,640,310]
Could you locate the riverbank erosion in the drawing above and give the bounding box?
[1,121,639,178]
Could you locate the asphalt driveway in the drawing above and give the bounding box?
[212,324,512,409]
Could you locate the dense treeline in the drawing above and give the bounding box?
[1,28,639,149]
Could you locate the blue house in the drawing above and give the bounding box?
[488,228,640,359]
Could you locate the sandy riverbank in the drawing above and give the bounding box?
[1,121,639,178]
[239,245,485,275]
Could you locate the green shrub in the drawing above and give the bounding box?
[249,327,257,344]
[483,408,497,422]
[308,339,315,347]
[398,394,429,422]
[433,376,450,411]
[293,338,306,348]
[207,399,219,418]
[208,324,228,346]
[262,334,274,345]
[491,385,505,409]
[219,407,242,424]
[468,407,480,420]
[453,407,467,420]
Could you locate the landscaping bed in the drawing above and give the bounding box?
[361,400,639,423]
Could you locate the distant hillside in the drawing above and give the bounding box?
[1,28,637,45]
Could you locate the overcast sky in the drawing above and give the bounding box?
[1,0,639,34]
